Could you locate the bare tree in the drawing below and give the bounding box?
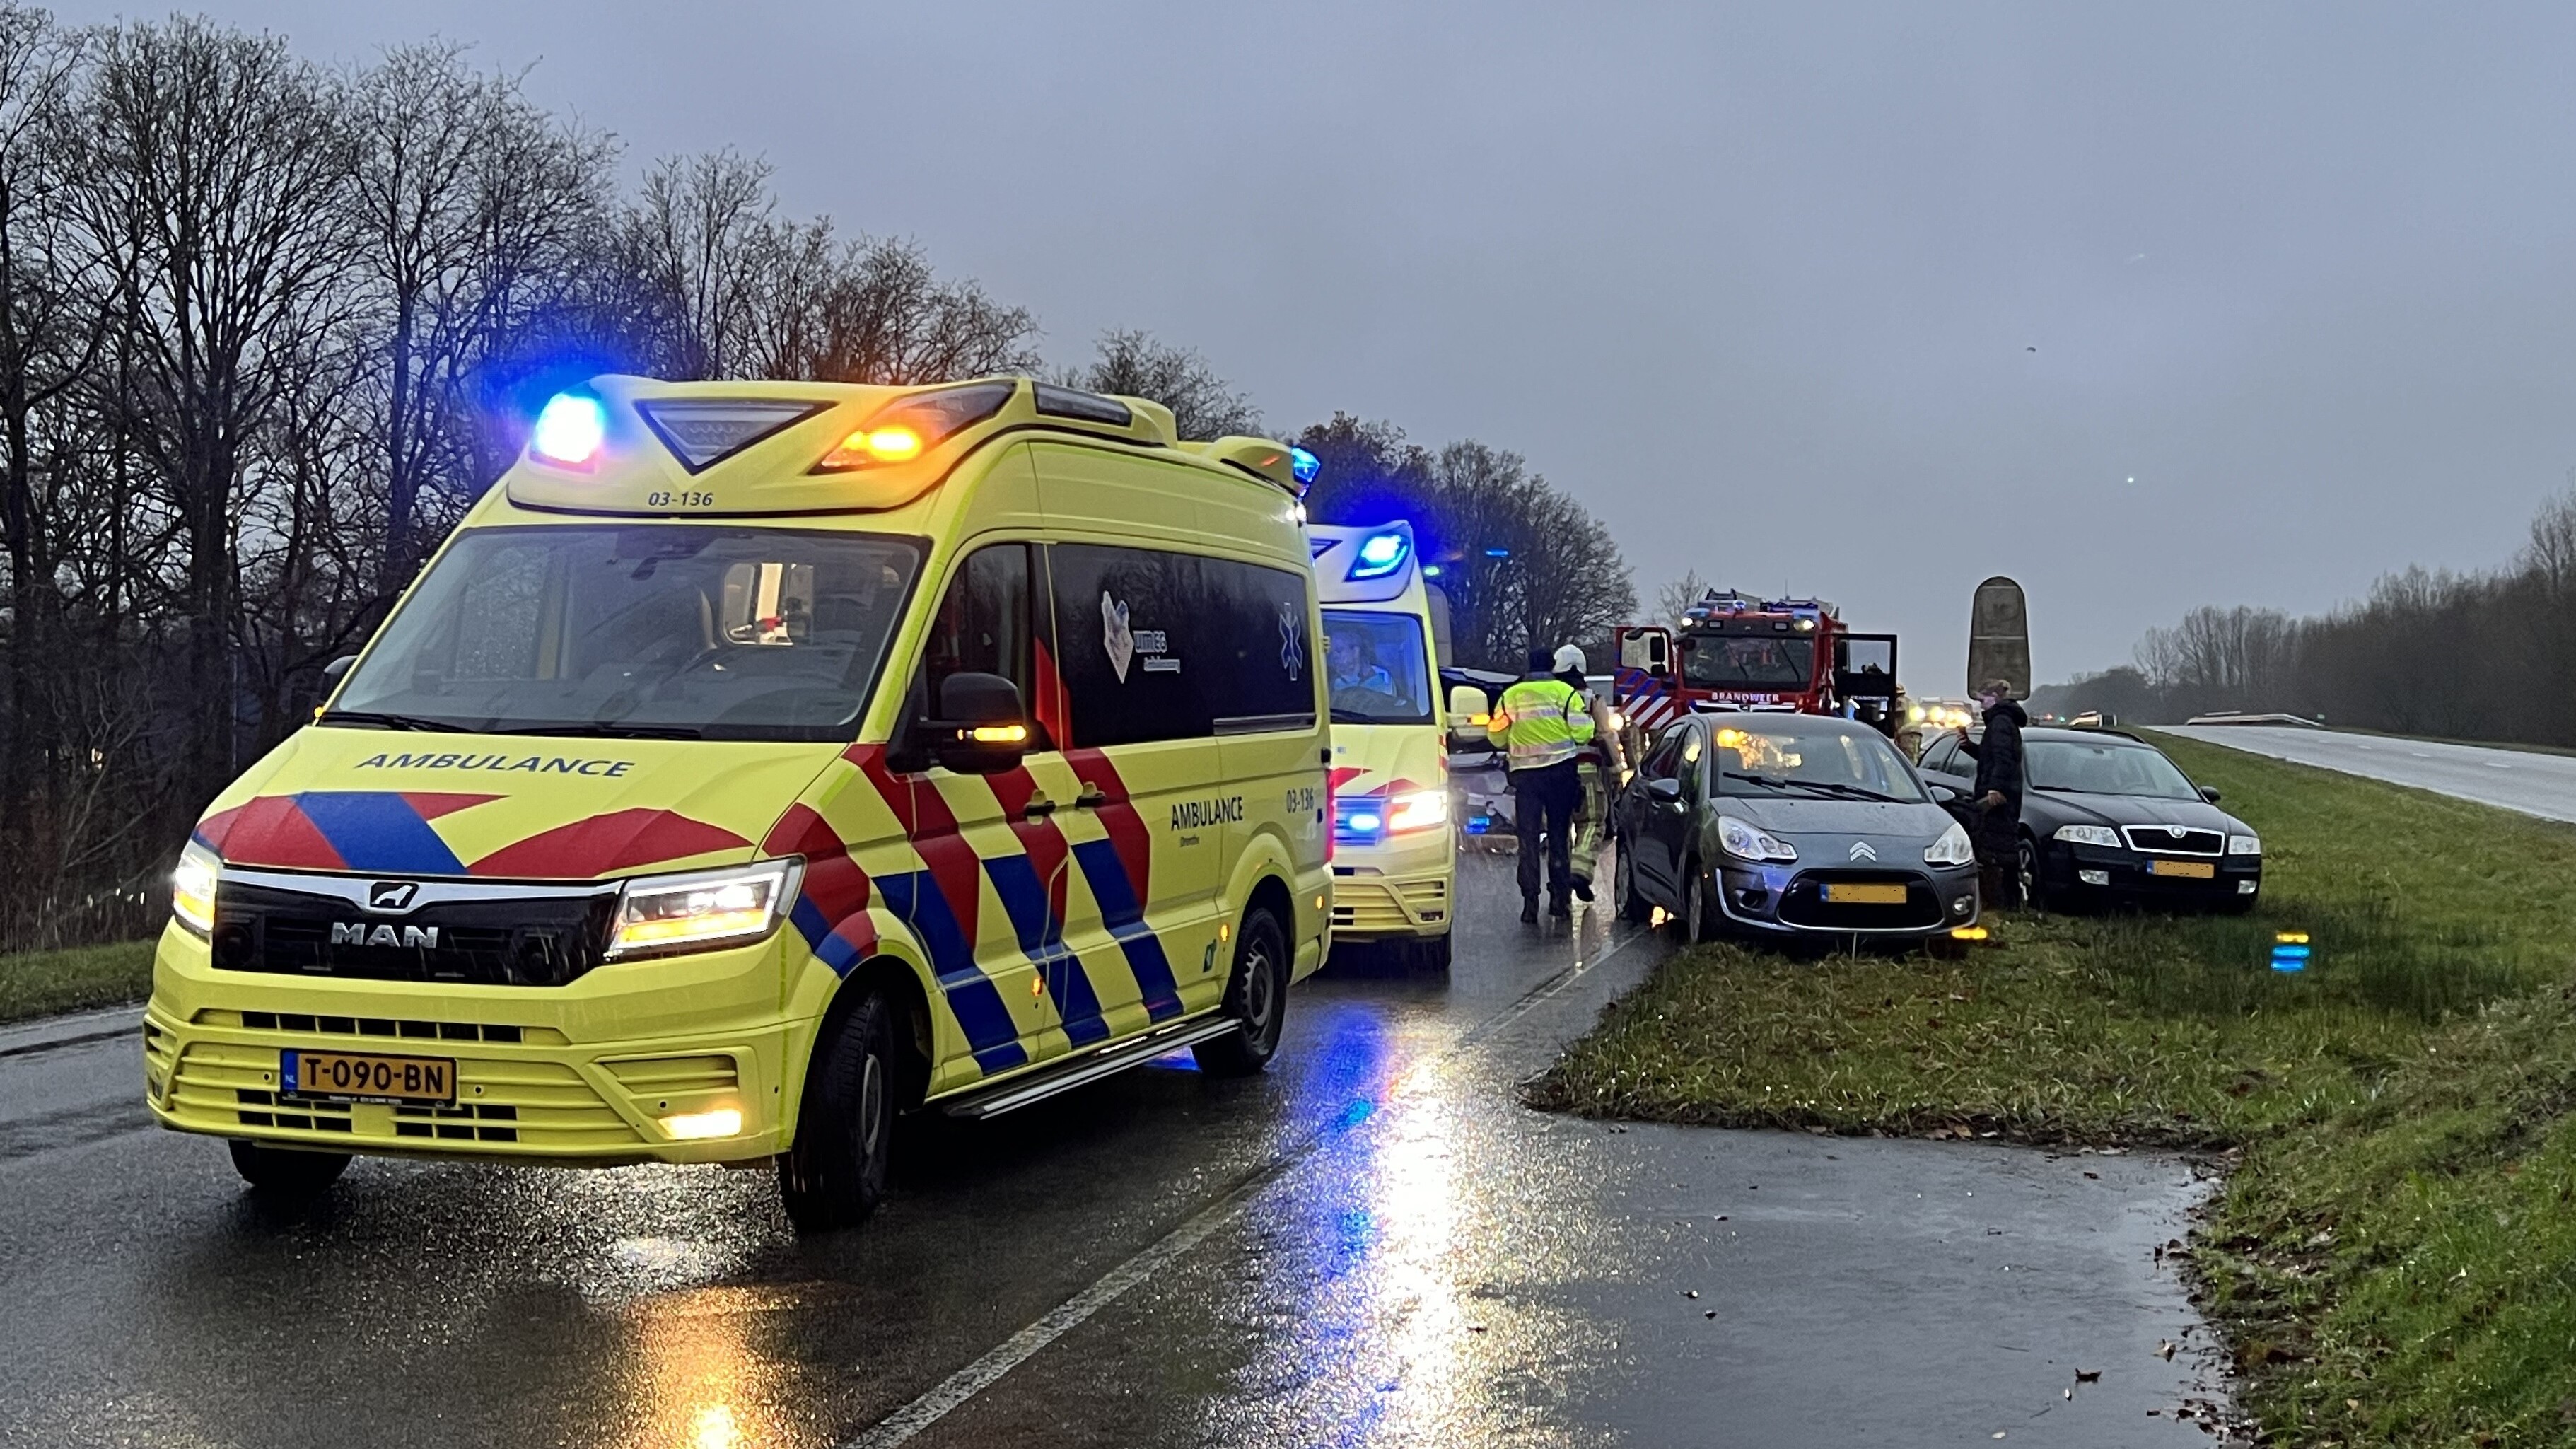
[1654,569,1710,625]
[1062,329,1261,439]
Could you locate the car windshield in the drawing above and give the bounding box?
[1323,608,1433,724]
[330,525,922,741]
[1709,719,1926,801]
[2024,739,2203,800]
[1682,632,1814,688]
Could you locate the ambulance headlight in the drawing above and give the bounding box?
[606,859,803,960]
[171,842,219,937]
[530,392,606,469]
[1385,789,1448,834]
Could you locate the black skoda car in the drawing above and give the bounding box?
[1916,726,2261,911]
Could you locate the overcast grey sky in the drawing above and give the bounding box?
[50,1,2576,687]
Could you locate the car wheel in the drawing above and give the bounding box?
[1195,904,1290,1077]
[1613,834,1653,921]
[1673,858,1723,944]
[227,1140,349,1198]
[2017,834,2046,912]
[779,984,899,1233]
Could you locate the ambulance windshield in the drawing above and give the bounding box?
[330,525,922,740]
[1322,609,1433,724]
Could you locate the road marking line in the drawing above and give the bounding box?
[839,924,1655,1448]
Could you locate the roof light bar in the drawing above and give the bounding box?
[1289,446,1320,487]
[1348,529,1411,581]
[812,380,1015,473]
[530,393,607,470]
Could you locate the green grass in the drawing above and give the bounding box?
[0,938,155,1024]
[1530,735,2576,1445]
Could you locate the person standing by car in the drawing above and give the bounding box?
[1490,645,1596,922]
[1549,644,1626,904]
[1954,678,2027,909]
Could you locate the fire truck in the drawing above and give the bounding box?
[1612,590,1900,754]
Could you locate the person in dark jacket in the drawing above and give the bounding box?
[1953,679,2028,909]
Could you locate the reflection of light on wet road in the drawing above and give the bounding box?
[691,1402,740,1449]
[622,1282,805,1449]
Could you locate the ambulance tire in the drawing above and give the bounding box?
[1405,931,1452,974]
[1196,904,1289,1077]
[227,1139,349,1197]
[779,986,898,1233]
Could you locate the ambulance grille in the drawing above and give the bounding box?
[166,1042,642,1153]
[1333,878,1447,934]
[209,880,617,987]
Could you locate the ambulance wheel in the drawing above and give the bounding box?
[1613,835,1653,922]
[227,1140,349,1197]
[1405,931,1452,974]
[779,985,897,1233]
[1196,905,1289,1077]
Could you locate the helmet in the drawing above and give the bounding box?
[1553,644,1586,674]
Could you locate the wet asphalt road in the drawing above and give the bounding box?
[0,854,2225,1447]
[2164,723,2576,822]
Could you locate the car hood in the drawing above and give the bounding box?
[2030,790,2244,834]
[190,726,842,880]
[1717,794,1959,850]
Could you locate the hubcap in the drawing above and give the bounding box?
[1244,944,1276,1032]
[858,1052,885,1157]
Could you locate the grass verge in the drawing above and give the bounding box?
[1529,734,2576,1446]
[0,938,154,1025]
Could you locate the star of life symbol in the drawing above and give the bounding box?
[1278,604,1304,680]
[1848,841,1878,861]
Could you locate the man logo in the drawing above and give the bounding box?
[366,880,420,912]
[1849,841,1879,861]
[331,921,438,949]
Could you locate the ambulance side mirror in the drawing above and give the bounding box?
[928,672,1029,775]
[321,655,357,685]
[1447,685,1490,750]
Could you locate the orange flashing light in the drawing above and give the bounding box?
[1950,926,1989,942]
[817,424,924,470]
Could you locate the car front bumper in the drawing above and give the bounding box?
[2046,846,2261,904]
[1713,861,1981,937]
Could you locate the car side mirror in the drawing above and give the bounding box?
[2199,786,2222,803]
[928,672,1029,775]
[1927,783,1958,803]
[1447,684,1491,750]
[1645,776,1684,805]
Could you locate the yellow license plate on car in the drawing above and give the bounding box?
[1824,883,1909,904]
[283,1049,456,1105]
[2149,859,2216,880]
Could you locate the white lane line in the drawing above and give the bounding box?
[2411,752,2430,759]
[2488,761,2514,769]
[839,926,1653,1449]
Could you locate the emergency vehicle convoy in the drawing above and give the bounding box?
[1612,590,1900,760]
[146,374,1334,1230]
[1310,522,1456,971]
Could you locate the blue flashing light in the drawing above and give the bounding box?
[2270,944,2311,972]
[1465,815,1491,834]
[1421,564,1443,578]
[1484,547,1512,559]
[1289,446,1321,487]
[1348,530,1410,581]
[530,392,606,467]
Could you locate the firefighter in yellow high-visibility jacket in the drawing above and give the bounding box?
[1488,646,1597,922]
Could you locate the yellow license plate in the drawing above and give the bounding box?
[2149,859,2216,880]
[1824,883,1909,904]
[283,1049,456,1105]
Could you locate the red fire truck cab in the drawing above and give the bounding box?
[1613,590,1899,746]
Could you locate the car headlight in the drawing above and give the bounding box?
[2053,824,2122,848]
[171,842,220,937]
[1385,788,1448,834]
[606,859,803,960]
[1716,814,1798,863]
[1923,821,1976,867]
[2228,833,2262,856]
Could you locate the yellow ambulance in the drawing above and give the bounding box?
[144,376,1332,1230]
[1310,522,1456,970]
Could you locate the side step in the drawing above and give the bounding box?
[940,1013,1242,1121]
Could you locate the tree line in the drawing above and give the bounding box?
[2041,487,2576,743]
[0,8,1631,952]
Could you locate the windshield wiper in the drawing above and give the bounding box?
[315,710,465,732]
[504,721,704,740]
[1790,780,1906,803]
[1723,769,1795,791]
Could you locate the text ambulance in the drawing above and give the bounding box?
[145,375,1332,1230]
[1310,522,1455,970]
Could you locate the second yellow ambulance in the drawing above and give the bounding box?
[1310,522,1457,970]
